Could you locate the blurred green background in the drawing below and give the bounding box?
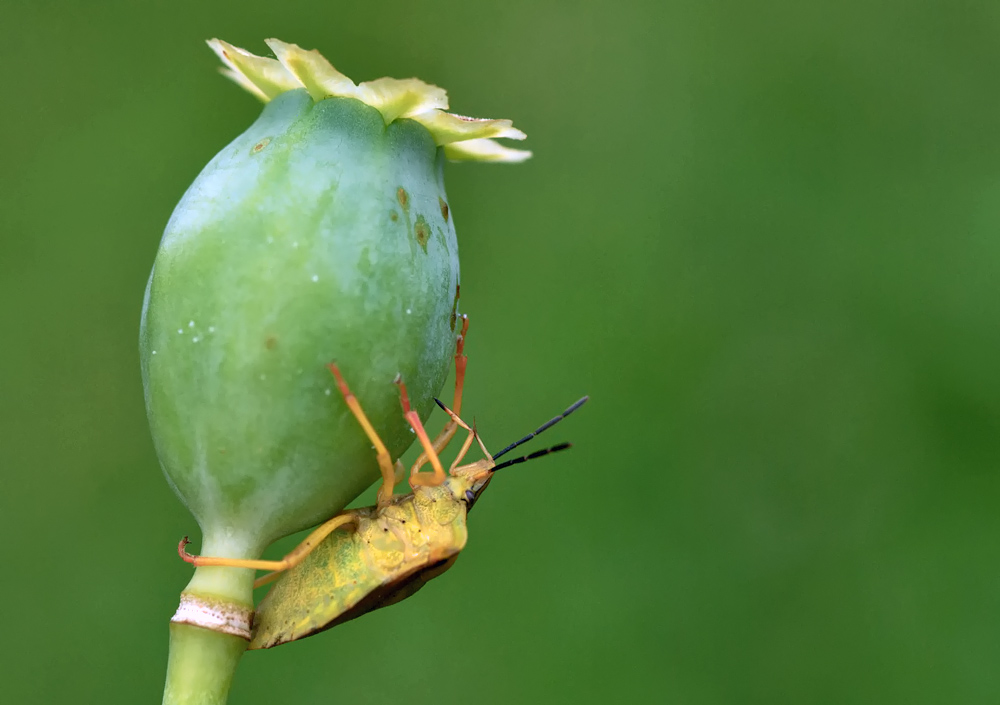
[3,0,1000,703]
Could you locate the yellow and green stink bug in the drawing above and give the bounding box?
[179,317,586,648]
[246,390,586,648]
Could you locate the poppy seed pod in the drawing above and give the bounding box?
[142,38,530,586]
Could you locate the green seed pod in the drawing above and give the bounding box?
[141,39,530,580]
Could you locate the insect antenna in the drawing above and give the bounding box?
[492,442,572,471]
[493,396,589,460]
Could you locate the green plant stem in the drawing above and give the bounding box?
[162,535,261,705]
[163,622,246,705]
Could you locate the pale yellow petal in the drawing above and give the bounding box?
[218,67,269,102]
[411,110,526,146]
[264,38,358,102]
[443,139,533,163]
[206,39,301,101]
[356,77,449,123]
[206,38,531,164]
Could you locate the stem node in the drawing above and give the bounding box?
[170,592,252,641]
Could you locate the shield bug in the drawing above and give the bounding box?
[178,316,586,648]
[246,391,586,648]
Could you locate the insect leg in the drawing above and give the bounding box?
[328,363,397,509]
[177,513,358,588]
[392,459,407,484]
[177,537,287,571]
[395,377,448,487]
[412,314,469,475]
[251,513,358,588]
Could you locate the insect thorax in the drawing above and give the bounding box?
[353,483,469,575]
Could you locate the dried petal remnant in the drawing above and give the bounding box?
[208,38,531,164]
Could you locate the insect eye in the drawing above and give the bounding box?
[464,490,475,503]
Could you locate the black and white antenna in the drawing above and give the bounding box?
[492,396,588,461]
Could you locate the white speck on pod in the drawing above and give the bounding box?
[192,337,200,343]
[324,389,331,396]
[178,329,184,334]
[152,350,157,355]
[406,308,412,314]
[311,275,319,282]
[188,321,195,328]
[292,241,299,248]
[208,326,215,333]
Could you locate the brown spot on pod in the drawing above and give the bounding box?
[414,216,430,252]
[390,210,399,222]
[265,336,278,350]
[439,198,449,221]
[450,283,460,330]
[251,138,271,154]
[397,187,409,209]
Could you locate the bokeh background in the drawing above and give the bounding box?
[3,0,1000,703]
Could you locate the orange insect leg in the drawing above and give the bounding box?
[328,363,397,509]
[413,314,469,475]
[177,512,358,588]
[396,377,447,487]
